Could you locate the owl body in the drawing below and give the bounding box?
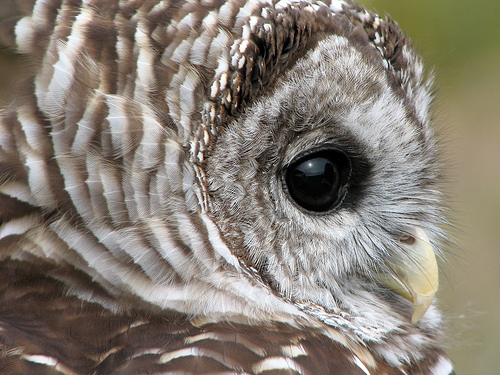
[0,0,454,374]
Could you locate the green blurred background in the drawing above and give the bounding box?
[1,0,499,373]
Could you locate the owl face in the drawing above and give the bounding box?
[208,35,442,323]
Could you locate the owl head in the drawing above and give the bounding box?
[201,2,443,329]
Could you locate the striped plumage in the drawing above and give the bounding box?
[0,0,454,374]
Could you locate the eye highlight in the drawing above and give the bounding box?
[284,148,351,213]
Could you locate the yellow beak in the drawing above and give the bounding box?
[379,227,439,323]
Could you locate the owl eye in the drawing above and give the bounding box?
[284,149,351,213]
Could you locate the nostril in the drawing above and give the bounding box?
[399,235,416,245]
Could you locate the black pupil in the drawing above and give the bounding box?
[285,150,347,212]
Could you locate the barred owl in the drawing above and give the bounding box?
[0,0,455,374]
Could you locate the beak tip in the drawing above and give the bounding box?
[410,292,436,323]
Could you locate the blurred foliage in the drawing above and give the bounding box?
[366,0,500,76]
